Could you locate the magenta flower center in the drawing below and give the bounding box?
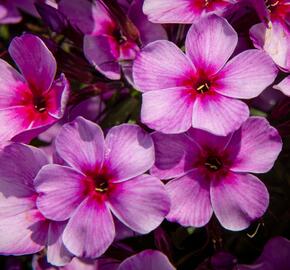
[33,96,47,113]
[113,29,127,44]
[204,156,223,171]
[94,175,110,194]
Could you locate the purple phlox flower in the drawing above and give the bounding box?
[0,1,22,24]
[249,0,290,72]
[143,0,236,24]
[0,142,73,266]
[133,15,277,136]
[151,117,282,231]
[58,0,167,80]
[239,236,290,270]
[0,33,69,143]
[35,116,170,258]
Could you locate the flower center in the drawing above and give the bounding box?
[204,156,222,171]
[113,29,127,44]
[33,96,46,113]
[266,0,280,12]
[196,80,211,94]
[94,176,109,193]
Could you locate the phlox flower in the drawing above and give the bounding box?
[59,0,167,80]
[133,15,277,135]
[143,0,236,23]
[0,143,72,266]
[0,33,69,142]
[151,117,282,231]
[35,117,170,258]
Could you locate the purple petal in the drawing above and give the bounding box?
[119,250,175,270]
[151,132,201,179]
[215,49,277,99]
[191,93,249,136]
[0,59,26,108]
[47,221,73,266]
[141,87,194,134]
[185,15,238,74]
[0,209,48,255]
[273,76,290,96]
[166,169,213,227]
[133,40,194,92]
[84,35,120,80]
[211,172,269,231]
[9,34,57,93]
[226,117,282,173]
[55,117,105,173]
[104,124,154,182]
[63,196,115,258]
[143,0,200,23]
[108,174,170,234]
[35,164,87,221]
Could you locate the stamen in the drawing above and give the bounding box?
[196,82,210,94]
[204,156,222,171]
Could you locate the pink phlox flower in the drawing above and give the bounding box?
[151,117,282,231]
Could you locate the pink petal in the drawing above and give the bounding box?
[151,132,201,179]
[0,209,48,255]
[211,172,269,231]
[141,87,194,134]
[191,93,249,136]
[108,174,170,234]
[46,73,70,119]
[185,15,238,74]
[143,0,200,24]
[55,117,105,173]
[84,35,120,80]
[250,22,290,72]
[0,59,26,108]
[9,34,57,93]
[273,76,290,96]
[119,250,175,270]
[166,169,213,227]
[47,221,73,267]
[215,49,277,99]
[133,40,195,92]
[35,164,87,221]
[226,117,282,173]
[104,124,154,182]
[63,196,115,258]
[62,258,99,270]
[0,106,33,141]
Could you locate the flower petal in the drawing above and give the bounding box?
[211,172,269,231]
[0,59,26,108]
[185,15,238,74]
[166,169,213,227]
[133,40,194,92]
[108,174,170,234]
[9,34,57,93]
[119,250,175,270]
[151,132,201,179]
[63,196,115,258]
[141,87,194,134]
[0,209,48,255]
[273,76,290,96]
[215,49,277,99]
[35,164,87,221]
[105,124,154,182]
[226,117,282,173]
[191,93,249,136]
[143,0,200,23]
[47,221,73,267]
[55,117,105,173]
[84,35,120,80]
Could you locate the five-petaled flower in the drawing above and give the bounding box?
[151,117,282,231]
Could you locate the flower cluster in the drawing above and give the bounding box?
[0,0,289,269]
